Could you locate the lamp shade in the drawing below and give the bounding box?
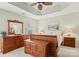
[63,26,75,37]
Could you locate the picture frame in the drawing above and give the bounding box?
[48,24,59,31]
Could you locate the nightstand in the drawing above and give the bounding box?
[64,36,75,48]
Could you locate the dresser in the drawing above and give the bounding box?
[64,36,75,48]
[24,39,50,57]
[3,35,29,54]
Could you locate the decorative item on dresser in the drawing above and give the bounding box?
[24,39,50,57]
[3,35,29,54]
[64,37,75,48]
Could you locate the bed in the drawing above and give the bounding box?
[30,31,63,56]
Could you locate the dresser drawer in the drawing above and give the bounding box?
[4,39,14,45]
[3,44,15,53]
[64,37,75,47]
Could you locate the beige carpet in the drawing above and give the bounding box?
[0,46,79,57]
[58,46,79,57]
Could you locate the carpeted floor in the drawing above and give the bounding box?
[0,46,79,57]
[58,46,79,57]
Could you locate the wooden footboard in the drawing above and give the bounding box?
[30,35,58,57]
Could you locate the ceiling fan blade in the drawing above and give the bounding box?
[42,2,52,5]
[31,3,37,6]
[38,4,42,10]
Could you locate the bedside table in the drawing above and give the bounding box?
[64,36,75,48]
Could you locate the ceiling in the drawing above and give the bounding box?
[8,2,68,15]
[0,2,79,20]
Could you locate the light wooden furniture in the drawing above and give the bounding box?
[24,39,50,57]
[3,35,29,54]
[30,35,58,56]
[64,36,75,48]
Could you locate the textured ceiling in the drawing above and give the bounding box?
[8,2,69,15]
[9,2,41,15]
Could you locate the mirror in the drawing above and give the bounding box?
[8,20,23,35]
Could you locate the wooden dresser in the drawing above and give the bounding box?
[3,35,29,54]
[64,36,75,48]
[24,39,50,57]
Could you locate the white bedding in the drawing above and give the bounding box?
[57,33,63,47]
[33,31,63,47]
[47,31,63,47]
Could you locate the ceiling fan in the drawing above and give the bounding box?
[31,2,52,10]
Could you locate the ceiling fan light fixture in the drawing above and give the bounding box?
[31,2,53,10]
[38,4,42,10]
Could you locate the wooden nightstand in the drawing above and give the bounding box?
[64,36,75,48]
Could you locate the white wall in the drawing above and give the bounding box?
[39,12,79,33]
[38,12,79,48]
[0,8,38,34]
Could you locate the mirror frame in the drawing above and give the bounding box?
[8,20,23,35]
